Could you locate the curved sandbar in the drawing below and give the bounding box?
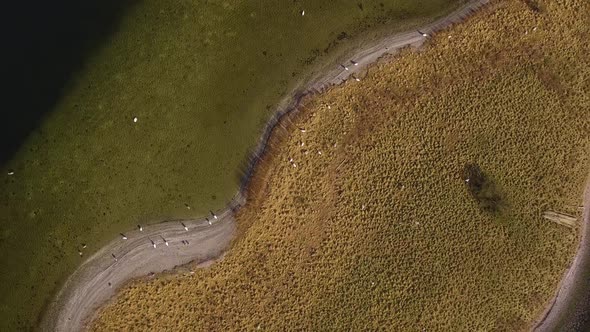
[41,1,495,331]
[40,197,240,332]
[533,177,590,332]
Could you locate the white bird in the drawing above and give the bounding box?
[340,64,349,71]
[292,163,298,168]
[299,128,306,133]
[465,178,470,183]
[289,157,294,163]
[138,225,143,232]
[417,30,429,37]
[112,253,118,262]
[318,151,322,155]
[81,243,87,249]
[149,239,156,249]
[181,222,189,231]
[210,210,218,220]
[351,60,358,66]
[78,251,83,257]
[133,116,138,123]
[7,170,14,176]
[352,76,360,82]
[161,236,169,247]
[301,10,305,16]
[299,141,305,147]
[206,217,212,225]
[120,233,128,240]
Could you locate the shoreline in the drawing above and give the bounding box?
[532,176,590,331]
[39,199,241,332]
[50,1,590,331]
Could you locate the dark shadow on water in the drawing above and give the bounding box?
[0,0,140,165]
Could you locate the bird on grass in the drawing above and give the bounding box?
[210,210,218,220]
[137,225,143,232]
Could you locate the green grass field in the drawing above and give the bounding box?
[0,0,463,330]
[92,0,590,330]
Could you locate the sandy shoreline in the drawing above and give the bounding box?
[43,1,590,331]
[39,197,241,332]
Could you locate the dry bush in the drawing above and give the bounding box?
[91,0,590,330]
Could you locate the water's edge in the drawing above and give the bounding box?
[54,2,590,332]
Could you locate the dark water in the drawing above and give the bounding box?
[0,1,138,165]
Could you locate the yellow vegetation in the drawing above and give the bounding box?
[92,0,590,330]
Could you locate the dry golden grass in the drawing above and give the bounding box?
[92,0,590,330]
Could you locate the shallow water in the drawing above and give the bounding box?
[0,0,462,329]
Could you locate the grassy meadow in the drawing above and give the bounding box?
[0,0,465,330]
[92,0,590,330]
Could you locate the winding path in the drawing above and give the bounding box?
[40,1,590,331]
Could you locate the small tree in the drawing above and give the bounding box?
[462,163,503,214]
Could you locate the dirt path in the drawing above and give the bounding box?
[533,177,590,332]
[40,1,493,331]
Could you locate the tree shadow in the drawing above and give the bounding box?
[462,163,504,214]
[0,0,140,165]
